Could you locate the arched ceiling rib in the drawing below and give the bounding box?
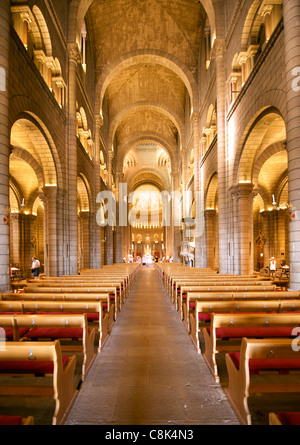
[72,0,215,188]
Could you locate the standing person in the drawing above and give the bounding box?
[269,257,276,279]
[31,257,40,279]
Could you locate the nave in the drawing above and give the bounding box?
[65,266,239,425]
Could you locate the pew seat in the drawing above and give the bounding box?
[183,291,300,331]
[224,338,300,425]
[0,301,109,351]
[202,313,300,383]
[189,300,283,351]
[269,412,300,425]
[0,340,77,425]
[0,415,34,425]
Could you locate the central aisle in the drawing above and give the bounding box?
[65,266,239,425]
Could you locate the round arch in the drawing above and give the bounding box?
[116,133,178,173]
[108,102,184,151]
[68,0,216,48]
[96,51,198,117]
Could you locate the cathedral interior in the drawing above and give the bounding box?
[0,0,300,427]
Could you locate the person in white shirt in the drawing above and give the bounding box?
[31,257,40,278]
[269,257,276,278]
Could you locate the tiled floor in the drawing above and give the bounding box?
[65,266,240,425]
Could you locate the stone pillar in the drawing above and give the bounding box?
[237,183,254,275]
[213,40,228,273]
[229,186,240,274]
[181,148,189,241]
[0,0,10,291]
[261,4,273,41]
[57,188,67,277]
[205,209,217,269]
[261,211,271,268]
[24,214,36,278]
[277,209,288,263]
[171,171,181,262]
[106,150,114,265]
[42,186,58,277]
[115,171,124,263]
[192,112,203,268]
[238,53,248,86]
[79,211,90,269]
[67,44,81,275]
[283,0,300,289]
[9,213,21,268]
[93,114,103,268]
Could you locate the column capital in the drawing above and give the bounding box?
[211,39,225,60]
[79,210,90,219]
[237,182,254,197]
[259,3,273,17]
[191,111,199,125]
[68,43,81,65]
[205,209,217,217]
[237,52,248,66]
[95,114,103,127]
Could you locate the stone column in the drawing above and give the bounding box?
[283,0,300,289]
[261,211,271,268]
[205,209,217,269]
[57,188,67,277]
[93,114,103,268]
[67,44,81,275]
[115,171,124,263]
[237,183,254,275]
[261,4,273,42]
[213,40,228,273]
[171,171,181,263]
[9,213,21,268]
[192,112,203,268]
[230,186,240,274]
[42,186,58,277]
[0,0,10,291]
[106,150,114,265]
[24,214,36,278]
[79,210,90,269]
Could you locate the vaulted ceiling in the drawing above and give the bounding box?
[83,0,208,177]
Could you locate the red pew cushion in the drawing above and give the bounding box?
[87,313,100,321]
[0,415,23,425]
[277,412,300,425]
[198,313,212,322]
[229,352,300,375]
[3,328,29,339]
[23,327,83,339]
[0,355,69,374]
[32,311,100,321]
[207,327,296,338]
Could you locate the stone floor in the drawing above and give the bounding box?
[65,265,240,425]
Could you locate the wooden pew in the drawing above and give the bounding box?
[269,412,300,425]
[189,300,283,352]
[1,292,115,330]
[224,338,300,425]
[171,278,272,303]
[0,340,77,425]
[162,270,252,294]
[202,312,300,383]
[27,279,126,306]
[178,284,277,318]
[14,313,96,382]
[0,415,34,425]
[184,290,300,332]
[0,301,109,351]
[23,286,120,316]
